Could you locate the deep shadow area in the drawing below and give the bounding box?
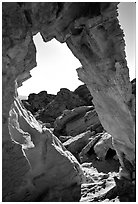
[105,148,116,160]
[84,154,120,174]
[101,177,136,202]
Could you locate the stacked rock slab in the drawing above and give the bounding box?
[54,106,94,136]
[63,130,95,159]
[36,88,86,124]
[54,106,102,137]
[2,2,135,201]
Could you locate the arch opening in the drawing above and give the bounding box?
[17,33,83,98]
[2,2,136,202]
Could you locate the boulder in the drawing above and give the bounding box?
[7,97,84,201]
[36,88,86,124]
[63,131,95,160]
[62,108,102,137]
[54,106,94,136]
[79,133,102,163]
[74,84,93,106]
[93,132,115,160]
[22,91,55,113]
[79,132,117,163]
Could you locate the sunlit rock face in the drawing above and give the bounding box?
[2,2,135,201]
[6,97,84,201]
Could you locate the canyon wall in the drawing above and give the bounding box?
[2,2,135,201]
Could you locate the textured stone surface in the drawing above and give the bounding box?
[79,134,102,163]
[65,3,135,178]
[93,132,115,160]
[54,106,94,136]
[63,131,95,159]
[36,88,86,124]
[65,108,101,136]
[23,91,55,114]
[2,2,135,201]
[80,164,135,202]
[22,85,94,124]
[74,84,93,106]
[6,97,84,201]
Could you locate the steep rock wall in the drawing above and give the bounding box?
[2,2,135,201]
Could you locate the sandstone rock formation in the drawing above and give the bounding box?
[74,12,135,180]
[63,130,95,160]
[54,106,102,136]
[7,97,84,201]
[93,132,115,160]
[2,2,135,201]
[54,106,94,135]
[79,133,102,163]
[22,85,94,124]
[81,163,135,202]
[35,88,86,125]
[22,91,55,114]
[74,84,93,106]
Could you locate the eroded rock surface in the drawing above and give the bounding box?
[94,132,115,160]
[80,163,135,202]
[54,106,94,135]
[2,2,135,201]
[6,97,84,201]
[35,88,86,125]
[63,130,95,160]
[22,91,55,114]
[54,106,102,137]
[74,84,93,106]
[66,108,102,136]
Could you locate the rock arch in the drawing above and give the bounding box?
[2,2,135,201]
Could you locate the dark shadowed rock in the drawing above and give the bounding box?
[29,91,55,110]
[22,91,55,114]
[36,88,86,125]
[131,78,136,96]
[22,100,34,113]
[74,84,93,106]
